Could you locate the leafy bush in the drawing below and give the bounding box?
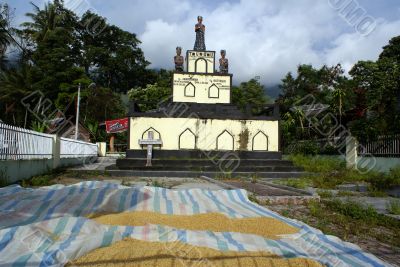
[320,144,341,155]
[288,140,320,155]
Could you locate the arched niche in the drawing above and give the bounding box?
[208,84,219,98]
[141,127,161,149]
[216,130,234,151]
[195,58,208,73]
[184,82,195,97]
[252,131,269,151]
[179,128,197,150]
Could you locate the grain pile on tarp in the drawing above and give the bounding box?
[0,181,390,267]
[71,238,324,267]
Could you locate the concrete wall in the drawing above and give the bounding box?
[173,73,231,104]
[346,136,400,173]
[0,156,97,184]
[357,157,400,173]
[130,117,279,152]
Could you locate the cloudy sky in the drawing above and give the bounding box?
[8,0,400,85]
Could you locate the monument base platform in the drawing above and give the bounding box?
[125,149,282,160]
[111,150,305,179]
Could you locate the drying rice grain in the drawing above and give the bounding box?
[70,238,323,267]
[88,211,299,239]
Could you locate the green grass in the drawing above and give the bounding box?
[121,179,131,186]
[369,166,400,190]
[336,191,358,197]
[306,199,400,246]
[324,200,379,221]
[250,174,259,184]
[151,180,168,188]
[288,154,346,173]
[285,178,309,189]
[272,178,310,189]
[20,169,65,188]
[215,171,233,181]
[387,199,400,215]
[22,175,53,187]
[287,154,399,190]
[248,194,260,204]
[367,190,389,197]
[317,190,334,198]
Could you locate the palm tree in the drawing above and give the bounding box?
[0,20,10,55]
[21,1,73,43]
[291,106,306,133]
[0,65,32,125]
[22,2,58,42]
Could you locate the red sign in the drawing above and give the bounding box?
[105,118,129,133]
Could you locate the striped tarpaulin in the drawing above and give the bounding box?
[0,181,391,267]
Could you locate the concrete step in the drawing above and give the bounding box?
[110,164,302,172]
[126,150,283,160]
[116,159,295,168]
[105,169,306,179]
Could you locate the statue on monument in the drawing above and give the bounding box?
[194,16,206,51]
[219,50,229,73]
[174,46,184,72]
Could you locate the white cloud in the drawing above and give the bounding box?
[325,19,400,72]
[14,0,400,85]
[137,0,364,85]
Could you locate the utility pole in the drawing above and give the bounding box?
[75,83,81,140]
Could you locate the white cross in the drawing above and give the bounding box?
[138,131,162,166]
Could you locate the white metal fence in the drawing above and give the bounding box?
[358,135,400,158]
[60,137,97,158]
[0,123,98,160]
[0,123,53,160]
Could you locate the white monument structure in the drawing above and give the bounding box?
[114,16,289,178]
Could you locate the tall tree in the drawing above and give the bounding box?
[21,1,89,110]
[348,39,400,140]
[1,1,154,129]
[77,12,151,93]
[379,36,400,64]
[233,79,270,115]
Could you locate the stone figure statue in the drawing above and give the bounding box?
[219,50,229,74]
[194,16,206,51]
[174,47,184,72]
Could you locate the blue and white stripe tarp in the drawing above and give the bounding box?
[0,181,391,266]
